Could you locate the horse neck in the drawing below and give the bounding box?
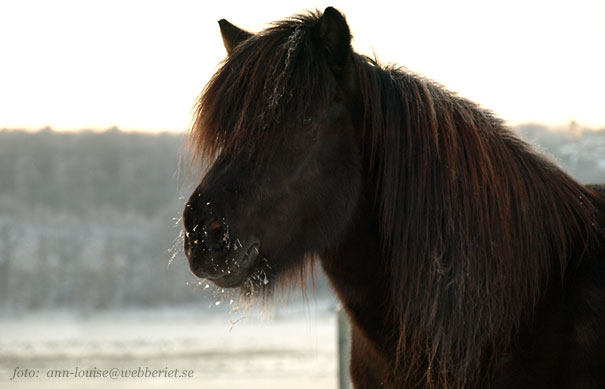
[319,195,398,356]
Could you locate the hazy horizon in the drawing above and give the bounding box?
[3,120,605,135]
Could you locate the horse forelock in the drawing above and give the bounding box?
[187,11,334,171]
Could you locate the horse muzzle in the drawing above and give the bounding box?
[183,200,261,287]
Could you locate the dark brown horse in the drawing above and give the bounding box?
[182,7,605,388]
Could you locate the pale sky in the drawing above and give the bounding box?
[1,0,604,132]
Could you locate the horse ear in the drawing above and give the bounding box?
[218,19,252,54]
[314,7,352,76]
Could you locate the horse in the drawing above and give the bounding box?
[182,7,605,388]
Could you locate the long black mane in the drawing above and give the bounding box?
[188,10,605,387]
[355,56,603,385]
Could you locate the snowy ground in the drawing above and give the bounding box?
[0,304,338,389]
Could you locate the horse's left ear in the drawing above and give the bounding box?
[218,19,252,54]
[314,7,352,76]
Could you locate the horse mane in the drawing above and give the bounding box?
[187,10,604,387]
[355,57,604,386]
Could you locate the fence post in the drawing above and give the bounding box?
[338,306,352,389]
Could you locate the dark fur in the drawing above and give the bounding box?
[183,8,605,388]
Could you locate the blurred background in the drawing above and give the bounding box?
[0,1,604,388]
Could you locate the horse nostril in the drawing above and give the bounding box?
[203,217,231,252]
[207,219,224,234]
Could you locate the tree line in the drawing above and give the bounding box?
[0,125,602,314]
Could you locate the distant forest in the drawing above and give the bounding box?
[0,128,198,313]
[0,124,603,314]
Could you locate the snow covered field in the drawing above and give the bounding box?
[0,306,338,389]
